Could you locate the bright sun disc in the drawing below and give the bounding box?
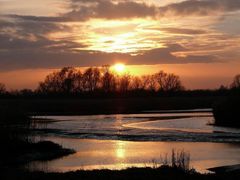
[113,63,126,73]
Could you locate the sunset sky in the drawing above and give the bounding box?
[0,0,240,89]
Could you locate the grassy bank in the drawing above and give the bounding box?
[1,166,240,180]
[0,105,75,169]
[0,140,75,168]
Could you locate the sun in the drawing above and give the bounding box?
[113,63,126,74]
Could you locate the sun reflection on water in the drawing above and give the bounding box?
[114,115,126,160]
[116,141,126,159]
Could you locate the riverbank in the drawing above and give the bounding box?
[209,164,240,174]
[2,166,240,180]
[0,105,75,170]
[25,137,240,173]
[0,96,222,115]
[213,96,240,128]
[0,140,75,169]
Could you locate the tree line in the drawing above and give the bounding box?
[37,66,184,94]
[0,66,239,96]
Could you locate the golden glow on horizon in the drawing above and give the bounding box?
[1,63,240,90]
[112,63,126,74]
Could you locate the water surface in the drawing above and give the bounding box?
[34,110,240,142]
[29,109,240,173]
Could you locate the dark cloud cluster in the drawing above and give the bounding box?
[159,0,240,17]
[0,26,86,51]
[68,1,156,19]
[0,19,71,37]
[0,34,53,50]
[9,0,240,22]
[0,41,216,71]
[10,0,157,22]
[149,27,207,35]
[0,0,238,71]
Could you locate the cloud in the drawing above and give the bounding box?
[129,44,216,64]
[0,42,217,71]
[69,1,156,19]
[0,34,53,50]
[7,15,69,22]
[0,19,71,37]
[0,32,86,51]
[149,27,207,35]
[159,0,240,17]
[9,0,157,22]
[7,0,240,23]
[0,18,85,51]
[0,0,238,72]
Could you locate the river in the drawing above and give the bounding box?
[28,109,240,173]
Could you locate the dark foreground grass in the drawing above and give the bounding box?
[0,105,75,169]
[0,139,75,168]
[2,148,239,180]
[1,166,240,180]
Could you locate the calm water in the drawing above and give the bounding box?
[29,109,240,173]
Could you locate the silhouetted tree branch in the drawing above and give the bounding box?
[0,83,6,94]
[37,67,185,95]
[230,74,240,89]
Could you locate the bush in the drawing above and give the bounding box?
[213,96,240,127]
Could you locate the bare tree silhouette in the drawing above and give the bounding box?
[82,68,101,92]
[118,74,131,92]
[0,83,6,94]
[130,76,144,90]
[230,74,240,89]
[155,71,167,91]
[161,73,184,92]
[37,67,185,94]
[101,70,117,93]
[38,67,80,93]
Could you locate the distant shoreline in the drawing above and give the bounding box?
[0,96,219,116]
[31,108,213,116]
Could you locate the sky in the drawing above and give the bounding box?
[0,0,240,90]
